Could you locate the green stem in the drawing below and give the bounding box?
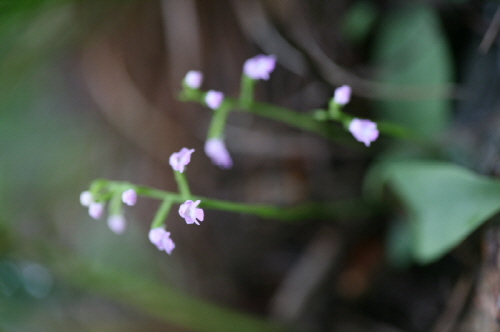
[174,171,191,200]
[207,103,232,139]
[108,189,123,217]
[90,179,372,223]
[151,197,173,229]
[239,75,255,109]
[179,91,429,147]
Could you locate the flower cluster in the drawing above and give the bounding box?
[81,55,384,258]
[331,85,379,147]
[81,148,208,255]
[80,188,138,235]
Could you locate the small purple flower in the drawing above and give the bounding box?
[243,54,276,80]
[334,85,352,105]
[80,191,93,207]
[179,200,204,225]
[149,228,175,254]
[205,90,224,110]
[184,70,203,89]
[169,147,195,173]
[107,215,126,234]
[204,138,233,169]
[88,202,105,220]
[122,189,137,206]
[348,118,379,147]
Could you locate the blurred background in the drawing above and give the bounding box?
[0,0,497,331]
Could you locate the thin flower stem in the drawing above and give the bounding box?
[180,91,351,143]
[239,75,255,109]
[151,197,173,229]
[174,171,191,200]
[179,88,424,145]
[207,103,232,139]
[90,179,372,223]
[108,189,123,217]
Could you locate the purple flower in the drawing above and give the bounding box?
[348,118,379,147]
[149,228,175,254]
[204,138,233,169]
[205,90,224,110]
[80,191,93,207]
[334,85,352,105]
[184,70,203,89]
[107,215,126,234]
[169,147,195,173]
[179,200,204,225]
[243,54,276,80]
[88,202,105,220]
[122,189,137,206]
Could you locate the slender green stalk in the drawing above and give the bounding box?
[207,103,232,139]
[90,179,372,223]
[151,197,173,229]
[180,89,426,146]
[174,171,191,200]
[239,75,255,109]
[328,99,342,120]
[108,189,123,217]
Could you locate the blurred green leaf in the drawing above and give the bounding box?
[54,252,286,332]
[341,0,378,44]
[386,216,413,268]
[372,3,453,136]
[366,160,500,263]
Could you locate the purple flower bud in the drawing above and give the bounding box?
[205,90,224,110]
[348,118,379,147]
[122,189,137,206]
[169,147,195,173]
[88,202,104,220]
[179,200,204,225]
[80,191,93,207]
[184,70,203,89]
[149,228,175,254]
[334,85,352,105]
[107,215,126,234]
[243,54,276,80]
[204,138,233,169]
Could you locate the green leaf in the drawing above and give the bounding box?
[366,161,500,263]
[372,3,453,136]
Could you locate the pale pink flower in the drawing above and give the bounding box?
[179,200,204,225]
[149,228,175,254]
[88,202,104,220]
[243,54,276,80]
[169,148,195,173]
[205,90,224,110]
[204,138,233,169]
[348,118,379,147]
[80,191,93,207]
[107,215,126,234]
[184,70,203,89]
[122,189,137,206]
[334,85,352,105]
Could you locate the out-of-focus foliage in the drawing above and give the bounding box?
[367,160,500,264]
[372,3,453,136]
[2,0,500,331]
